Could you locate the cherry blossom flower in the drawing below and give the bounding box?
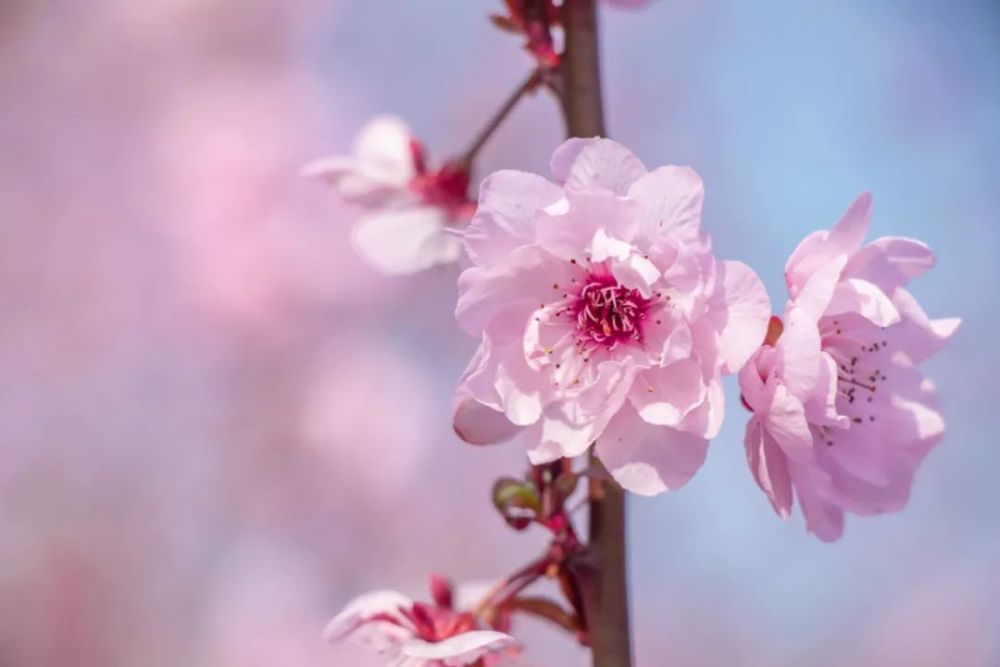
[739,193,960,541]
[326,577,516,667]
[452,138,770,495]
[303,116,472,274]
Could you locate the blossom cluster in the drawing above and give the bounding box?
[310,127,957,540]
[327,578,516,667]
[310,4,958,664]
[315,132,958,662]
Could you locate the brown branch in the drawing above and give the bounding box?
[559,0,606,138]
[557,2,632,665]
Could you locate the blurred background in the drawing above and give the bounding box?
[1,1,997,665]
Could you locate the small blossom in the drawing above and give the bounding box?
[491,1,560,68]
[453,138,770,495]
[326,578,517,667]
[304,116,472,274]
[490,0,651,68]
[739,193,960,541]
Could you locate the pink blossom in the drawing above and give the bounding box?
[491,1,560,68]
[739,193,960,541]
[326,578,516,667]
[304,116,472,274]
[453,138,770,495]
[491,0,653,68]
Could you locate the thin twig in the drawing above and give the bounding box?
[460,69,542,168]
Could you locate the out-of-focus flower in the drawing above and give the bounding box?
[326,577,517,667]
[453,138,770,496]
[490,0,650,68]
[304,116,472,275]
[490,1,560,68]
[739,193,960,541]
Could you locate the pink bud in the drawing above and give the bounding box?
[429,574,454,609]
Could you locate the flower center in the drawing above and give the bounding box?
[403,603,477,643]
[573,277,649,349]
[407,140,473,220]
[819,318,891,446]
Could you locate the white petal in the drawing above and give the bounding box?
[825,277,900,327]
[611,254,661,298]
[710,260,771,374]
[464,170,563,268]
[401,631,515,664]
[629,359,706,427]
[626,165,704,247]
[596,404,709,496]
[354,115,417,183]
[325,590,413,645]
[452,393,521,445]
[352,208,462,275]
[549,137,648,195]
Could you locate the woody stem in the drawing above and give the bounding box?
[558,1,633,666]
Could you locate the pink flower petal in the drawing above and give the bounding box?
[452,392,521,445]
[401,631,515,665]
[455,245,574,335]
[611,253,662,298]
[464,169,563,268]
[493,342,548,426]
[629,359,706,426]
[709,260,771,373]
[325,590,413,645]
[549,137,648,195]
[791,253,847,321]
[301,155,412,207]
[642,316,692,368]
[827,191,872,257]
[353,115,416,181]
[775,304,823,401]
[843,236,936,291]
[534,190,640,260]
[352,207,461,274]
[626,165,704,247]
[675,375,725,439]
[789,462,845,542]
[889,288,961,365]
[763,384,815,464]
[745,418,793,519]
[803,352,849,428]
[785,193,871,302]
[825,277,901,327]
[590,227,633,262]
[826,363,944,486]
[525,360,637,463]
[737,347,771,413]
[596,404,709,496]
[303,116,417,208]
